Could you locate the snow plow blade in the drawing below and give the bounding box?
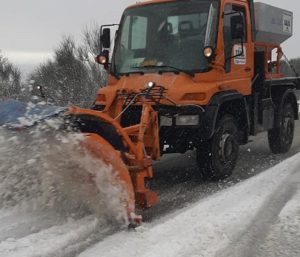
[81,133,138,224]
[0,99,160,225]
[67,105,160,224]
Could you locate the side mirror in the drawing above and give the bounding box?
[231,15,245,40]
[95,50,109,69]
[101,28,111,49]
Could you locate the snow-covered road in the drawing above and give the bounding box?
[78,154,300,257]
[0,149,300,257]
[0,101,299,257]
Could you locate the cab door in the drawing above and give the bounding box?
[221,2,254,96]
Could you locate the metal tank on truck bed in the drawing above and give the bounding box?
[254,2,293,44]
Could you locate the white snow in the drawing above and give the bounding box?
[0,125,130,256]
[0,126,300,256]
[78,153,300,257]
[0,216,99,257]
[253,174,300,257]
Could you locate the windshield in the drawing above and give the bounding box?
[113,0,219,75]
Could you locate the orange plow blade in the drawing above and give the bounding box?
[67,102,160,225]
[82,133,141,225]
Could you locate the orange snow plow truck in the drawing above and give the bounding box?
[68,0,299,224]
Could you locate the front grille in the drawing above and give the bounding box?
[120,106,142,127]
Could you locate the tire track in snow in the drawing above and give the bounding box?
[218,166,300,257]
[255,188,300,257]
[77,154,300,257]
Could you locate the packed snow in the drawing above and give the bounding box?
[0,100,299,256]
[78,154,300,257]
[0,124,299,257]
[0,121,131,257]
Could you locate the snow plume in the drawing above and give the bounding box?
[0,119,128,227]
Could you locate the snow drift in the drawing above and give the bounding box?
[0,100,129,226]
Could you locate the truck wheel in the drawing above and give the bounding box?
[196,115,239,180]
[268,103,294,154]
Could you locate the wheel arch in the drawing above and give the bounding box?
[203,91,250,142]
[272,87,299,123]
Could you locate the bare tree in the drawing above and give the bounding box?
[30,26,106,107]
[0,53,21,100]
[281,58,300,77]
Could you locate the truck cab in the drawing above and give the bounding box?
[94,0,299,180]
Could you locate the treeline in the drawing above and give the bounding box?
[281,58,300,77]
[0,26,106,107]
[30,27,106,107]
[0,54,21,100]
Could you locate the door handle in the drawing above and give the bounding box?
[245,67,252,72]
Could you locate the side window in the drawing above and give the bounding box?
[131,16,148,49]
[120,16,148,50]
[223,4,247,72]
[120,16,130,49]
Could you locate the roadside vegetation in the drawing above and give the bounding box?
[0,26,106,107]
[0,53,21,100]
[29,27,106,107]
[281,58,300,76]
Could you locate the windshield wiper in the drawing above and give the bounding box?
[132,65,195,77]
[120,71,145,76]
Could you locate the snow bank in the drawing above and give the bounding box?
[254,174,300,257]
[0,100,65,128]
[0,215,99,257]
[79,153,300,257]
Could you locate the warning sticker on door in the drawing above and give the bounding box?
[233,45,246,65]
[283,14,292,34]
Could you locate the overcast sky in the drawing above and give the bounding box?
[0,0,298,74]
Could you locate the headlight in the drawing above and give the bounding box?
[203,46,214,59]
[175,115,199,126]
[160,116,173,126]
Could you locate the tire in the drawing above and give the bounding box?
[268,103,295,154]
[196,115,239,180]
